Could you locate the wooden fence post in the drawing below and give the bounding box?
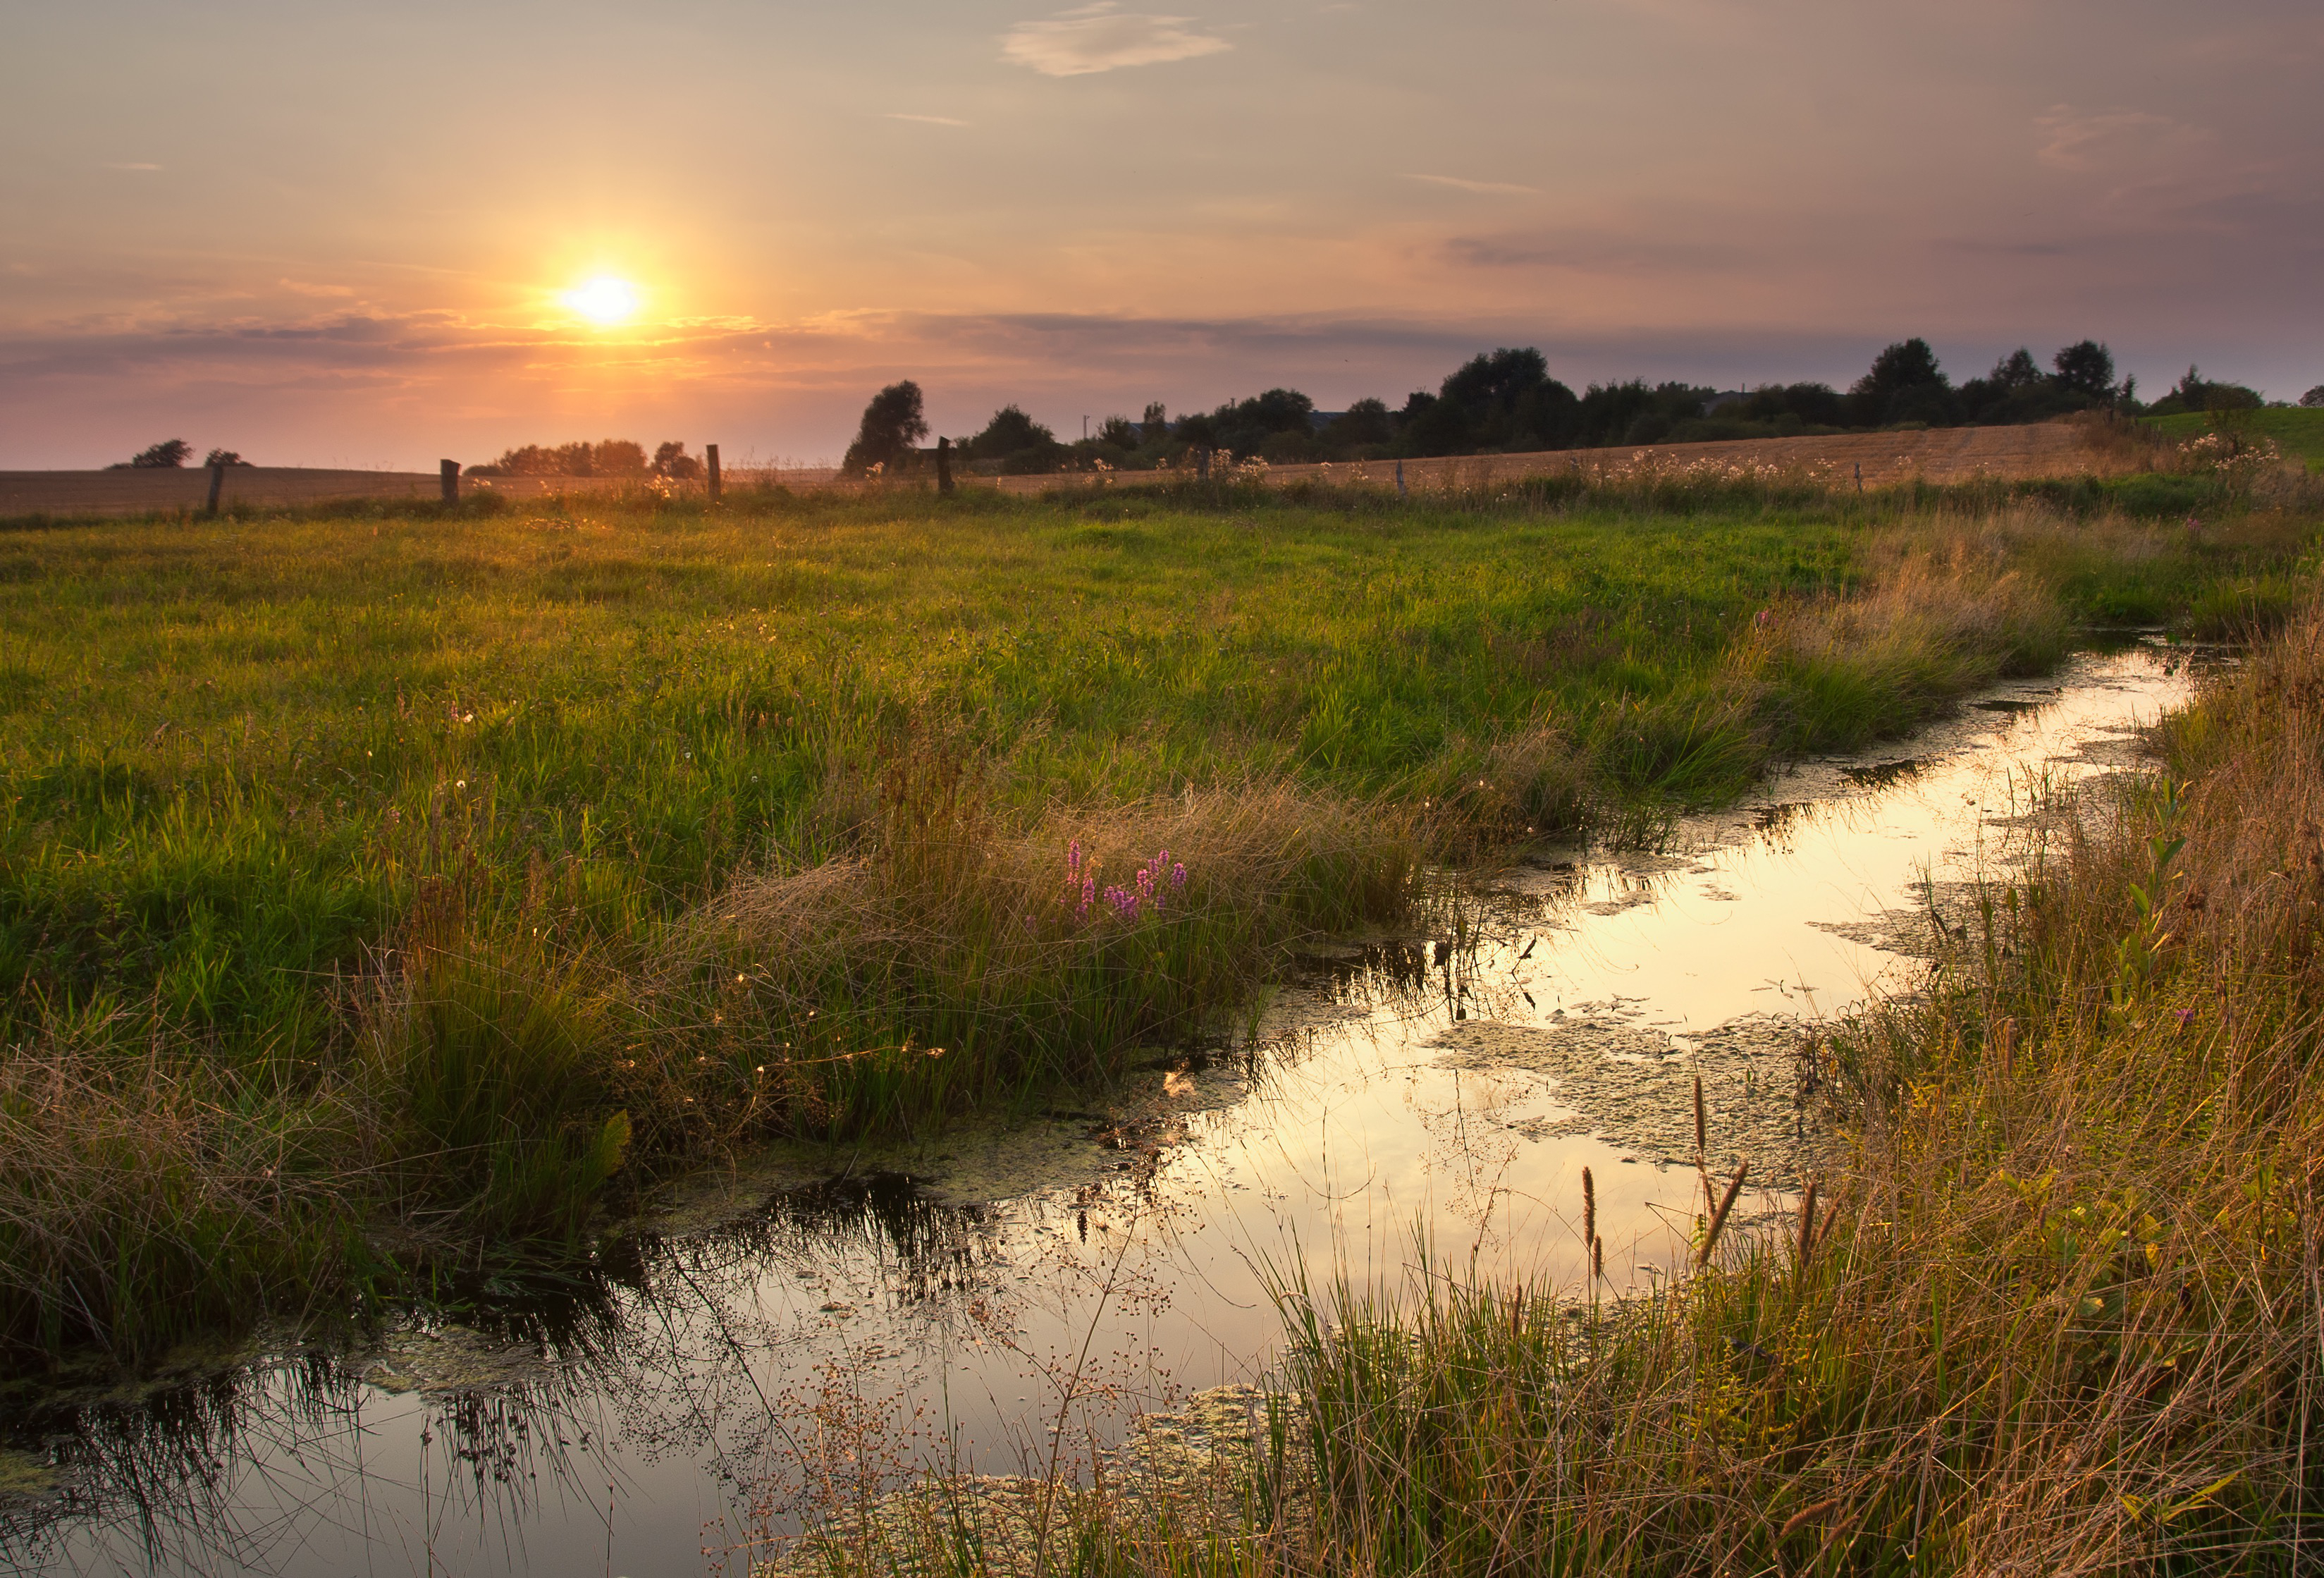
[937,436,954,496]
[706,444,722,502]
[440,459,460,504]
[205,463,226,515]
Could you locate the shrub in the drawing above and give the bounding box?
[842,382,930,479]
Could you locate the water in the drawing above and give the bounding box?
[0,646,2194,1576]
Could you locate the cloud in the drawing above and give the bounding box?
[1002,4,1230,76]
[1404,173,1541,197]
[1446,231,1737,270]
[2034,106,2208,173]
[887,112,971,127]
[103,162,162,171]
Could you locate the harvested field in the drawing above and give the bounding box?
[0,420,2158,518]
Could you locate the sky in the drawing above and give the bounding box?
[4,0,2320,469]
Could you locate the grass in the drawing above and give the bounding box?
[787,606,2324,1578]
[0,469,2317,1366]
[2146,408,2324,472]
[1019,597,2324,1578]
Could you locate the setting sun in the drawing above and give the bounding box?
[565,276,639,325]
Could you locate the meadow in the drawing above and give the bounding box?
[1000,589,2324,1578]
[0,465,2316,1366]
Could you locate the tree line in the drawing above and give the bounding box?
[840,342,2311,478]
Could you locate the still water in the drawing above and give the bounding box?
[1,646,2192,1577]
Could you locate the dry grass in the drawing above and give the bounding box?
[771,602,2324,1578]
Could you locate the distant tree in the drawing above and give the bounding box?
[1850,338,1957,426]
[1095,415,1138,448]
[963,405,1059,472]
[842,381,929,477]
[2159,365,2263,415]
[1140,402,1169,442]
[129,439,192,469]
[2304,386,2324,409]
[1738,382,1847,429]
[1990,349,2043,389]
[1324,397,1394,450]
[1207,388,1319,458]
[2051,340,2117,399]
[1427,348,1580,452]
[594,439,648,475]
[1171,410,1219,451]
[651,441,704,480]
[202,448,250,467]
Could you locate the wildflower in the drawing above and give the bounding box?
[2177,1008,2196,1027]
[1081,875,1095,914]
[1172,862,1186,887]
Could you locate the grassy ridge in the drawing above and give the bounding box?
[2145,408,2324,470]
[0,474,2314,1364]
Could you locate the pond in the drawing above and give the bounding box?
[0,644,2194,1577]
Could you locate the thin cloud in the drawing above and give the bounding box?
[1002,4,1230,77]
[887,112,971,127]
[2034,106,2205,173]
[104,162,163,171]
[1404,173,1540,196]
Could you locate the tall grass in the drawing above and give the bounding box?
[1,478,2316,1366]
[1143,601,2324,1577]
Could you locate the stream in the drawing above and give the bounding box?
[0,643,2195,1577]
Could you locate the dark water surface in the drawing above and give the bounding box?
[1,647,2194,1577]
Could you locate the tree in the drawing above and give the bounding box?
[1850,338,1957,426]
[842,381,928,477]
[202,448,250,467]
[129,439,192,469]
[1095,415,1138,448]
[593,439,648,475]
[2051,340,2117,399]
[1140,403,1169,443]
[2300,386,2324,410]
[963,405,1059,471]
[651,441,704,479]
[1430,348,1579,451]
[1990,349,2043,389]
[1325,397,1394,449]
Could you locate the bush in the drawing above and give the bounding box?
[125,439,192,470]
[842,382,930,479]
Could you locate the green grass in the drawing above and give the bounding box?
[2145,408,2324,470]
[0,474,2315,1363]
[1146,604,2324,1578]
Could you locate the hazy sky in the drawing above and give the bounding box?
[4,0,2319,467]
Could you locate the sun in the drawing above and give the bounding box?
[565,276,639,325]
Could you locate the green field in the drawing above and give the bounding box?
[1,472,2316,1362]
[2146,406,2324,470]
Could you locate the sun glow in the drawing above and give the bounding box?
[565,276,639,325]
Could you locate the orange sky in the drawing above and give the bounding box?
[4,0,2320,467]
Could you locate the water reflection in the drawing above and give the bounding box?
[3,647,2201,1577]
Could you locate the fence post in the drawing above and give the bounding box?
[706,444,722,503]
[1197,448,1211,484]
[937,436,954,496]
[1396,459,1406,498]
[440,459,460,504]
[205,463,226,515]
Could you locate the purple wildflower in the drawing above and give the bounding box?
[1081,875,1095,915]
[1172,862,1186,888]
[1067,839,1082,878]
